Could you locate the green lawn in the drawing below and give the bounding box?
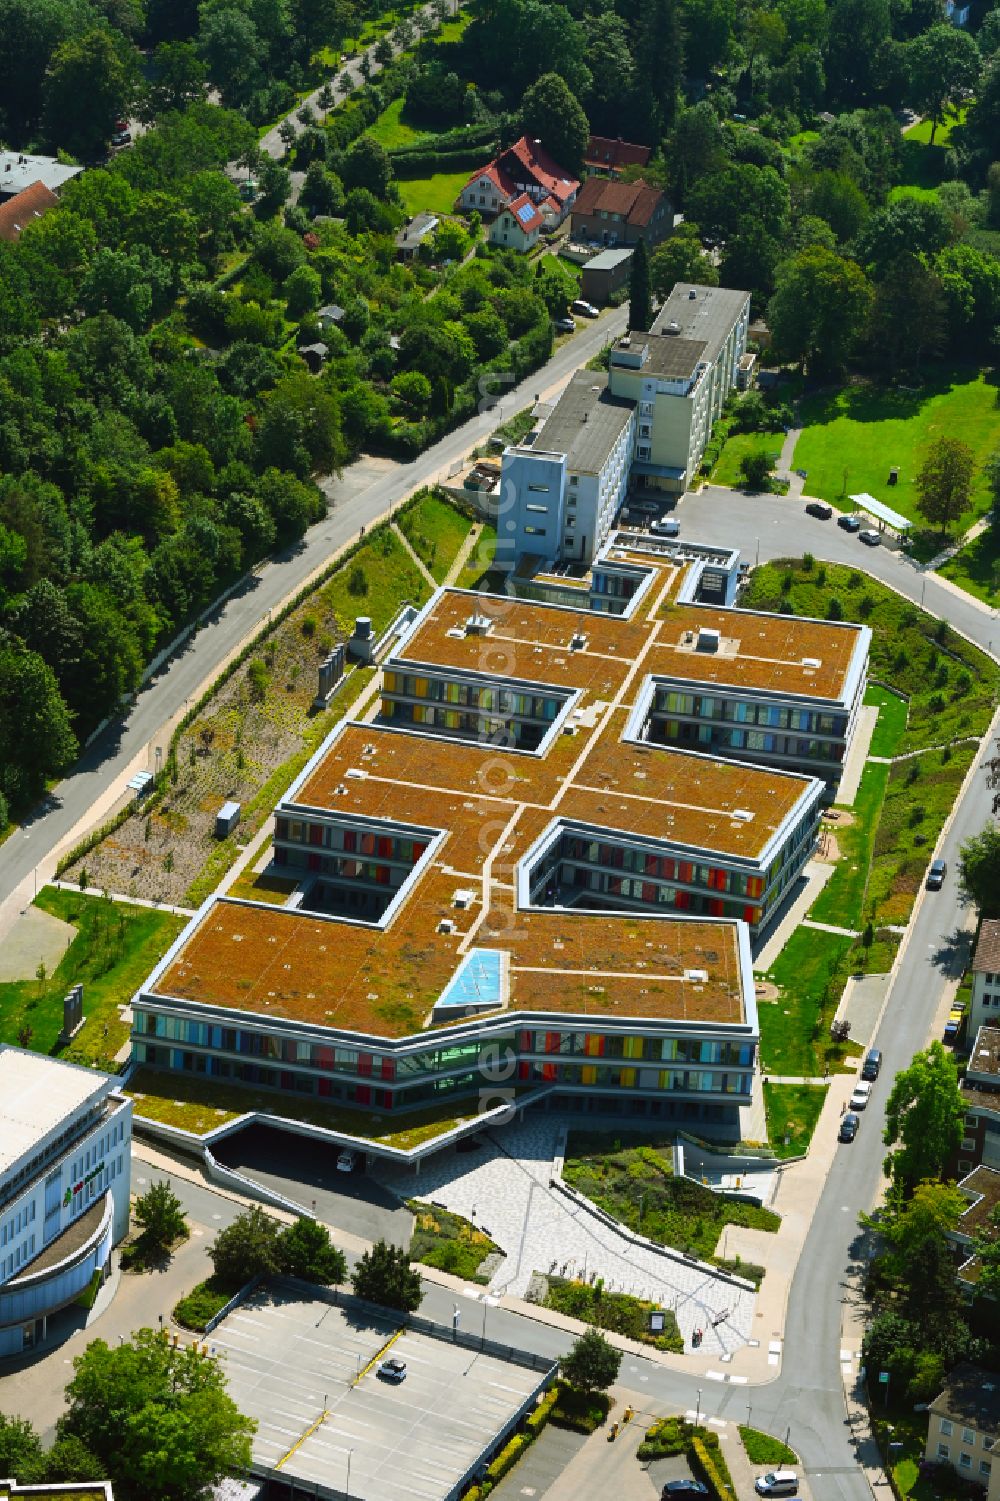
[712,428,786,488]
[888,183,940,204]
[791,370,998,532]
[0,888,184,1069]
[322,524,432,633]
[367,95,429,150]
[761,1082,827,1157]
[562,1130,779,1262]
[397,170,471,217]
[742,559,1000,754]
[409,1200,503,1282]
[904,108,967,147]
[398,491,474,582]
[809,761,890,929]
[454,523,498,589]
[786,128,820,149]
[739,1428,797,1465]
[939,523,1000,606]
[759,927,854,1075]
[866,683,909,758]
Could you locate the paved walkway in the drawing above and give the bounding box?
[837,704,879,806]
[391,521,437,589]
[754,861,835,972]
[49,880,195,917]
[802,918,860,938]
[0,901,75,981]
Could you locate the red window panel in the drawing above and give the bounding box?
[316,1046,334,1071]
[307,852,320,871]
[318,1078,332,1097]
[381,1057,395,1080]
[674,890,691,910]
[678,861,693,883]
[309,823,323,846]
[542,1062,557,1082]
[518,1061,531,1081]
[379,1090,392,1108]
[361,832,375,856]
[377,837,392,858]
[744,905,759,924]
[643,882,656,903]
[545,1031,560,1054]
[608,875,622,896]
[356,1084,371,1105]
[520,1030,533,1051]
[661,857,675,879]
[358,1053,373,1077]
[412,842,426,861]
[644,853,659,875]
[376,864,390,885]
[747,876,764,899]
[709,897,725,916]
[280,1071,293,1091]
[344,830,357,853]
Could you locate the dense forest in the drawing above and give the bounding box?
[0,0,997,826]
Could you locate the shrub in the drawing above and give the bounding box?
[173,1277,232,1331]
[487,1435,530,1482]
[247,659,269,701]
[691,1436,736,1501]
[550,1382,612,1432]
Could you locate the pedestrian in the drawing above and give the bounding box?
[841,1099,847,1115]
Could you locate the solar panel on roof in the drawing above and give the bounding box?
[516,202,536,225]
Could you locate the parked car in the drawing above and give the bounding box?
[839,1112,860,1143]
[336,1149,358,1172]
[662,1482,709,1499]
[838,514,862,532]
[849,1081,873,1111]
[755,1473,799,1497]
[111,129,132,147]
[805,501,832,520]
[926,858,948,890]
[377,1357,407,1382]
[861,1048,882,1081]
[571,298,599,318]
[456,1136,482,1153]
[944,1008,965,1041]
[650,518,680,537]
[859,528,881,546]
[552,315,576,333]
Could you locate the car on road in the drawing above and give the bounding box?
[552,315,576,333]
[755,1472,799,1496]
[571,298,600,318]
[377,1357,407,1382]
[838,513,862,532]
[859,528,881,546]
[805,501,832,520]
[111,129,132,147]
[336,1149,358,1172]
[662,1482,709,1499]
[849,1081,873,1111]
[926,858,948,890]
[861,1048,882,1081]
[839,1111,860,1143]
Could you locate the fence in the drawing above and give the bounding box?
[204,1273,263,1334]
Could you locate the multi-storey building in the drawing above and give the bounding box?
[967,922,1000,1039]
[130,555,868,1142]
[954,1024,1000,1179]
[0,1048,132,1358]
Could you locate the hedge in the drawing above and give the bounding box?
[487,1434,531,1483]
[691,1436,736,1501]
[389,120,501,157]
[390,144,498,178]
[549,1381,612,1434]
[526,1386,559,1435]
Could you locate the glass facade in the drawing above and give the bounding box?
[651,689,848,768]
[382,671,566,749]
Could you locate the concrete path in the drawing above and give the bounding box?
[802,919,860,938]
[836,704,878,806]
[391,521,438,590]
[0,902,75,982]
[753,862,835,972]
[835,974,892,1052]
[443,520,484,587]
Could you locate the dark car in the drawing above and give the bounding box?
[805,501,832,520]
[838,513,862,532]
[663,1483,710,1500]
[111,129,132,147]
[456,1136,482,1153]
[861,1048,882,1082]
[377,1357,407,1382]
[926,858,947,890]
[839,1111,860,1143]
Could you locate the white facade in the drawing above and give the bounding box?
[0,1048,132,1358]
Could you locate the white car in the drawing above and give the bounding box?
[336,1149,358,1172]
[571,299,599,318]
[859,528,881,546]
[849,1081,873,1111]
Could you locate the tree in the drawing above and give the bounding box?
[284,263,322,318]
[351,1238,423,1311]
[277,1217,348,1283]
[650,226,718,297]
[687,164,790,243]
[972,1203,1000,1299]
[560,1328,621,1394]
[0,1414,45,1484]
[906,25,980,143]
[627,239,652,333]
[197,5,264,107]
[521,72,589,177]
[668,103,726,205]
[145,40,208,118]
[340,135,393,198]
[42,28,142,159]
[739,449,774,491]
[635,0,684,134]
[0,633,77,809]
[883,1042,964,1196]
[134,1179,188,1257]
[915,436,975,537]
[58,1329,255,1501]
[767,245,872,375]
[866,253,946,374]
[208,1206,281,1288]
[958,823,1000,916]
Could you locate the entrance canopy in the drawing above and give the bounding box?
[850,493,912,532]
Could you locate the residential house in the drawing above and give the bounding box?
[457,136,579,227]
[0,151,83,203]
[571,177,670,249]
[607,282,751,495]
[584,135,652,178]
[969,923,1000,1039]
[948,1165,1000,1291]
[0,181,58,244]
[488,193,543,252]
[395,211,438,261]
[316,304,345,332]
[299,342,329,374]
[581,247,633,306]
[925,1363,1000,1493]
[956,1026,1000,1178]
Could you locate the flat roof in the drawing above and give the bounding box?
[0,152,83,197]
[587,248,633,270]
[0,1047,108,1178]
[209,1284,547,1501]
[652,284,749,362]
[968,1024,1000,1082]
[531,371,634,474]
[612,332,708,381]
[850,494,911,531]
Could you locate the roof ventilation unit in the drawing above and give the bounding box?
[732,809,753,822]
[802,656,822,669]
[465,613,492,636]
[438,918,456,934]
[569,632,588,651]
[695,628,720,653]
[684,968,709,982]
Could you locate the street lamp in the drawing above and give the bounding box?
[346,1447,354,1499]
[747,1401,752,1432]
[695,1389,702,1427]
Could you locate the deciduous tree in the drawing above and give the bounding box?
[521,72,589,177]
[561,1328,621,1394]
[351,1238,423,1311]
[882,1042,964,1196]
[915,436,975,536]
[958,822,1000,916]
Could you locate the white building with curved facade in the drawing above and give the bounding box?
[0,1047,132,1358]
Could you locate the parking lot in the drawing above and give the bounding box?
[209,1284,547,1501]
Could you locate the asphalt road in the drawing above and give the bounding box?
[0,306,627,915]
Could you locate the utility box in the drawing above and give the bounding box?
[348,616,375,664]
[215,801,241,839]
[888,467,899,486]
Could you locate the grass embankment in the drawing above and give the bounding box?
[0,888,184,1069]
[759,929,855,1076]
[127,1065,481,1148]
[562,1131,777,1269]
[738,1427,797,1465]
[455,523,498,588]
[408,1200,503,1282]
[398,492,476,582]
[761,1082,827,1156]
[540,1276,684,1352]
[791,369,997,532]
[940,525,1000,607]
[367,95,429,149]
[712,427,787,488]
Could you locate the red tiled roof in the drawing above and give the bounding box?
[504,192,543,233]
[585,135,652,171]
[0,180,58,243]
[973,920,1000,975]
[501,136,579,205]
[572,176,665,226]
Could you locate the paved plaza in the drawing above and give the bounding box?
[380,1120,758,1356]
[209,1282,547,1501]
